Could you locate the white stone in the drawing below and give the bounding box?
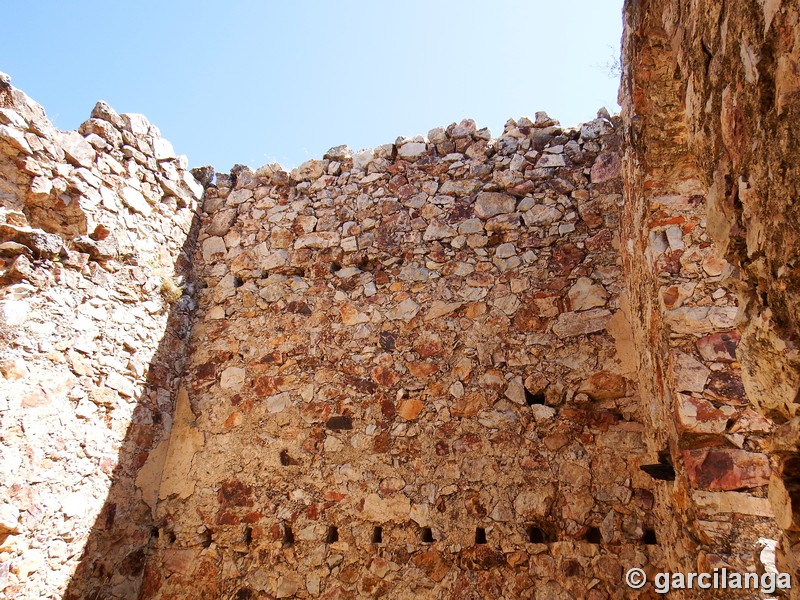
[535,154,566,168]
[361,493,411,522]
[474,192,516,219]
[220,366,246,391]
[388,298,420,321]
[673,351,710,392]
[422,220,455,241]
[352,149,375,171]
[398,142,427,159]
[0,503,20,534]
[121,113,151,135]
[568,277,608,311]
[0,124,32,154]
[61,492,89,518]
[152,138,176,160]
[261,250,288,271]
[522,204,561,226]
[202,236,227,261]
[409,503,430,526]
[121,186,152,216]
[552,308,612,338]
[266,393,291,413]
[0,300,29,326]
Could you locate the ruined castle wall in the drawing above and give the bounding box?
[620,0,797,586]
[141,117,665,599]
[0,82,202,598]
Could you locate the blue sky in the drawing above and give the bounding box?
[2,1,623,171]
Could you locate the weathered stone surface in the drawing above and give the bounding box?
[552,308,612,338]
[11,23,800,595]
[683,449,771,491]
[474,192,515,219]
[361,493,411,523]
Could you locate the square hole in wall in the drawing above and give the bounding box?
[421,527,434,543]
[371,526,383,544]
[475,527,487,545]
[325,525,339,544]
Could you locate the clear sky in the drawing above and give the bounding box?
[2,1,623,172]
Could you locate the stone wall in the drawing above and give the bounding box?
[620,0,799,592]
[0,79,202,598]
[139,117,665,599]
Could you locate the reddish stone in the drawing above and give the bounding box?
[578,371,628,400]
[218,480,254,508]
[447,198,474,222]
[373,433,391,453]
[259,350,284,364]
[406,361,439,377]
[660,249,683,274]
[648,215,685,227]
[252,375,287,396]
[451,393,484,418]
[508,180,536,197]
[585,228,613,250]
[344,374,377,393]
[241,511,263,523]
[300,402,332,422]
[662,286,680,309]
[285,301,311,315]
[324,490,346,502]
[464,493,487,517]
[360,576,391,597]
[339,563,360,584]
[683,448,770,490]
[378,331,396,351]
[452,434,483,453]
[193,360,217,381]
[326,415,353,430]
[215,511,239,525]
[460,546,507,570]
[549,242,586,276]
[137,561,162,599]
[464,302,487,318]
[397,399,424,420]
[466,273,493,287]
[696,331,740,363]
[513,304,546,332]
[590,152,621,183]
[704,370,748,405]
[412,550,451,582]
[413,335,443,358]
[371,365,400,386]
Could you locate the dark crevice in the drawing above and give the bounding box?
[283,523,295,547]
[475,527,487,545]
[325,525,339,544]
[200,528,212,548]
[526,525,551,544]
[584,526,602,544]
[524,387,546,406]
[421,527,434,543]
[371,526,383,544]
